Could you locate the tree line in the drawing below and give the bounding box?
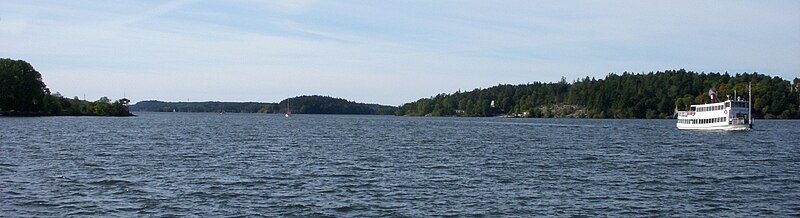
[278,95,396,115]
[396,69,800,119]
[130,100,275,113]
[130,95,397,115]
[0,58,132,116]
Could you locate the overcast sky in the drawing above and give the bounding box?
[2,1,799,105]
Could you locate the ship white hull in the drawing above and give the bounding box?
[676,123,750,131]
[676,95,752,131]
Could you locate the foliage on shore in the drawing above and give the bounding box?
[130,100,274,113]
[0,58,132,116]
[278,95,396,115]
[130,95,396,115]
[396,70,800,119]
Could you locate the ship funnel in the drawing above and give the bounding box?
[708,88,717,102]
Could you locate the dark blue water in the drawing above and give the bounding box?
[2,113,799,216]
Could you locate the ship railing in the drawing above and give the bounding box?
[677,111,695,117]
[730,118,748,125]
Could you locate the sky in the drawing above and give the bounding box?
[2,1,799,105]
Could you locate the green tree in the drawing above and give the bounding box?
[0,58,50,113]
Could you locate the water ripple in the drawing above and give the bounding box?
[1,114,798,216]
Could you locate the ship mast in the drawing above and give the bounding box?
[749,82,753,129]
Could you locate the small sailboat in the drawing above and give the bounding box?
[285,99,292,117]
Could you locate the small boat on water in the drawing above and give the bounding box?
[676,83,752,131]
[285,99,292,118]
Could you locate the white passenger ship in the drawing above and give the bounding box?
[676,84,752,131]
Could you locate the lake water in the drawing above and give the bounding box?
[1,113,799,216]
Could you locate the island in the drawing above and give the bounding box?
[130,95,396,115]
[396,70,800,119]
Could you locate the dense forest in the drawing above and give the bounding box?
[278,95,396,115]
[131,101,275,113]
[130,95,396,115]
[396,70,800,119]
[0,58,132,116]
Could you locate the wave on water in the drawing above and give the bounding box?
[88,179,135,186]
[475,120,602,128]
[2,114,798,217]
